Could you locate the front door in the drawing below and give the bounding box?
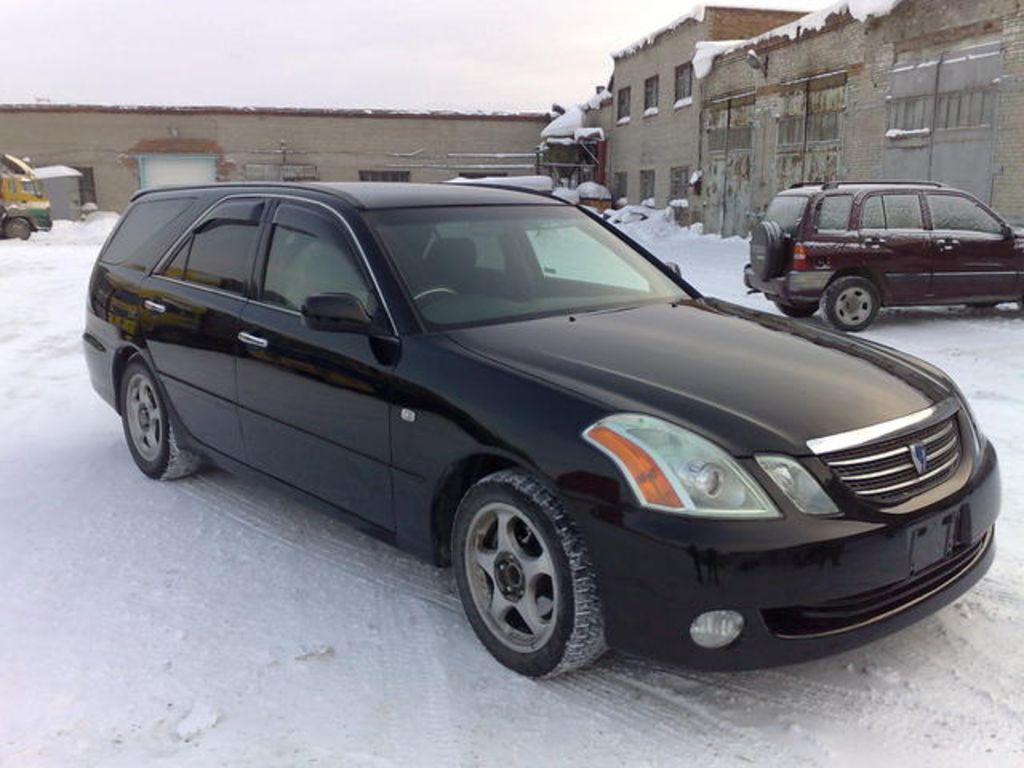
[236,201,394,529]
[925,192,1020,301]
[142,197,265,458]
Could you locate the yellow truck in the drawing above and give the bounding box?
[1,154,53,239]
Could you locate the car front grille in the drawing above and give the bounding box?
[820,414,962,507]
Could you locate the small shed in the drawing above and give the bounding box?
[34,165,83,220]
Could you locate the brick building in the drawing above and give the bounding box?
[0,105,547,211]
[582,0,1024,236]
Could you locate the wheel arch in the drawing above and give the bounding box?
[111,344,151,414]
[825,268,886,303]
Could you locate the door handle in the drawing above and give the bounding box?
[143,299,167,314]
[864,236,885,248]
[237,331,269,349]
[936,238,960,251]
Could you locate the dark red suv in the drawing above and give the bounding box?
[745,181,1024,331]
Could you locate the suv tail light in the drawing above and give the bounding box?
[792,243,810,271]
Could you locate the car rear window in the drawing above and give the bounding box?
[764,195,809,235]
[99,197,198,270]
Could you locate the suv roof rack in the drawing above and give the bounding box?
[787,181,824,189]
[821,180,945,190]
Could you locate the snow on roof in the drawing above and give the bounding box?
[574,127,605,142]
[33,165,83,179]
[612,6,707,60]
[446,175,555,192]
[576,181,612,200]
[693,0,905,79]
[583,89,613,111]
[541,105,584,139]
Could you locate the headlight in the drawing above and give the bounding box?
[583,414,780,519]
[755,455,839,517]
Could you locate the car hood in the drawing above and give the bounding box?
[445,299,953,456]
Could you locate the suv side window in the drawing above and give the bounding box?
[927,194,1003,234]
[159,198,264,295]
[261,204,378,314]
[860,194,923,230]
[815,195,853,231]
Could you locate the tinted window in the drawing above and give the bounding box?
[765,195,810,235]
[182,221,260,294]
[816,196,853,231]
[860,196,885,229]
[928,194,1003,234]
[262,223,376,312]
[99,197,196,268]
[882,194,923,229]
[369,206,685,329]
[861,194,924,230]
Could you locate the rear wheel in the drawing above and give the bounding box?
[4,217,32,241]
[822,276,880,332]
[452,470,605,677]
[773,300,818,318]
[119,358,200,480]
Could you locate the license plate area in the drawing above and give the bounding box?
[908,509,963,574]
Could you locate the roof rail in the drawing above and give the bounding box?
[788,181,824,189]
[821,180,945,190]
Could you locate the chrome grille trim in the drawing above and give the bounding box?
[807,398,958,455]
[819,406,963,507]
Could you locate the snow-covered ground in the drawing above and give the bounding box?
[1,213,1022,767]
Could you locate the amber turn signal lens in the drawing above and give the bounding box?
[792,243,809,270]
[585,425,684,509]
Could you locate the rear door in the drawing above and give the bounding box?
[142,197,264,458]
[924,191,1020,301]
[236,201,394,529]
[855,192,933,303]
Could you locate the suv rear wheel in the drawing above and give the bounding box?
[822,276,880,332]
[773,300,818,318]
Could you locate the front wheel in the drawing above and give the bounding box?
[773,300,818,318]
[452,470,606,677]
[821,276,881,332]
[119,358,201,480]
[4,217,32,241]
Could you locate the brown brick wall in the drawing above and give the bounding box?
[704,7,805,42]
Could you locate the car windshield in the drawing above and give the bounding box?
[367,205,688,329]
[764,194,810,235]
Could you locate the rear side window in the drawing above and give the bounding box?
[815,196,853,231]
[764,195,809,235]
[99,197,197,270]
[860,194,923,230]
[927,194,1003,234]
[158,199,263,295]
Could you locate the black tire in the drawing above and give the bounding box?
[452,470,606,677]
[750,220,787,280]
[773,300,818,318]
[4,217,32,241]
[821,275,881,332]
[119,357,201,480]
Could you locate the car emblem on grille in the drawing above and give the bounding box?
[909,442,929,475]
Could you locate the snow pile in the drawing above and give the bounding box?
[612,5,707,59]
[583,89,613,111]
[643,107,660,118]
[674,96,694,110]
[552,186,580,204]
[574,127,605,142]
[886,127,931,139]
[576,181,611,200]
[692,0,906,79]
[541,105,584,139]
[34,212,119,246]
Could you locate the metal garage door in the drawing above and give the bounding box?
[704,91,754,237]
[138,155,217,189]
[883,41,1001,202]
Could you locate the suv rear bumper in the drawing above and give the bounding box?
[744,264,833,305]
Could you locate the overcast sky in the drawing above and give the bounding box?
[8,0,833,112]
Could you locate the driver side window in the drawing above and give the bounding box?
[261,205,378,315]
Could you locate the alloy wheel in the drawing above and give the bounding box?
[125,372,164,462]
[835,286,873,325]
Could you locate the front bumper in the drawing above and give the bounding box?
[571,439,1000,671]
[744,264,833,304]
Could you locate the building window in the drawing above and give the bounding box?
[669,166,689,200]
[644,76,660,111]
[674,64,693,104]
[359,170,411,182]
[934,89,997,130]
[73,166,97,204]
[614,172,628,201]
[617,87,632,121]
[244,163,319,181]
[639,169,655,203]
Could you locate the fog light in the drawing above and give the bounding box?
[689,610,744,649]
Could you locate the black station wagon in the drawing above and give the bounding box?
[84,182,1000,677]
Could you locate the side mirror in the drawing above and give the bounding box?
[666,262,682,277]
[1003,224,1015,240]
[301,293,374,333]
